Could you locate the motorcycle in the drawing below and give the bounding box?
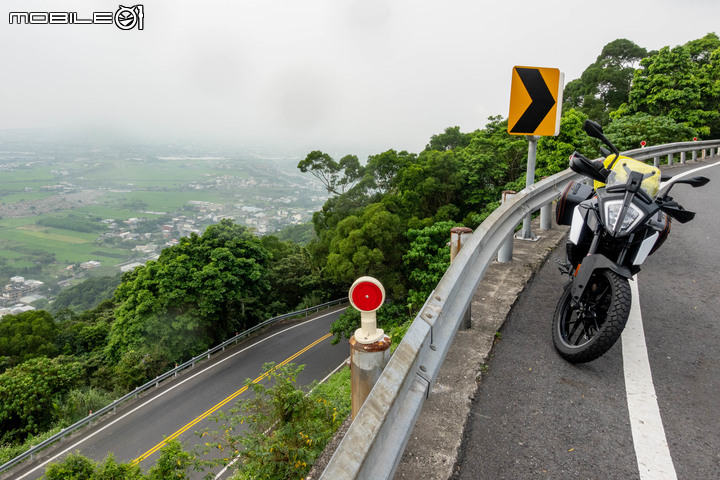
[552,120,709,363]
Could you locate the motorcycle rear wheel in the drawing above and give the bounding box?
[552,270,631,363]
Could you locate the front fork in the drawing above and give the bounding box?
[564,230,633,308]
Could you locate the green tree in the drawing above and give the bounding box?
[364,149,414,194]
[55,300,115,358]
[615,34,720,137]
[273,223,316,245]
[395,149,464,222]
[457,116,527,209]
[260,236,322,315]
[425,126,472,151]
[605,112,697,151]
[297,151,365,195]
[403,221,456,312]
[685,32,720,65]
[0,356,84,443]
[147,439,193,479]
[0,310,58,372]
[112,346,172,391]
[107,220,270,366]
[563,39,647,123]
[323,203,405,297]
[51,274,122,314]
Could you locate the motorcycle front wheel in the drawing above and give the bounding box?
[552,270,631,363]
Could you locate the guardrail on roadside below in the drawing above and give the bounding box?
[320,139,720,479]
[0,298,347,474]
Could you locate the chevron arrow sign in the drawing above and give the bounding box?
[508,66,564,136]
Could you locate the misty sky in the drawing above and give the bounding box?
[2,0,719,156]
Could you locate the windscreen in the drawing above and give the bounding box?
[605,156,661,198]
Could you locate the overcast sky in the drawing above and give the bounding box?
[1,0,719,156]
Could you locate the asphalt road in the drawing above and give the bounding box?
[11,307,349,480]
[456,160,720,479]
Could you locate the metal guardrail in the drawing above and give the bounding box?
[320,139,720,479]
[624,139,719,165]
[0,298,347,474]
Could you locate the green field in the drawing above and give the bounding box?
[0,217,130,265]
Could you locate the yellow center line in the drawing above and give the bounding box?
[132,332,333,465]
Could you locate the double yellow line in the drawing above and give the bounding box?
[132,332,333,465]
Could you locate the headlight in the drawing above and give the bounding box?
[604,200,643,235]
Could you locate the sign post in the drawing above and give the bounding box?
[348,276,391,419]
[508,66,564,240]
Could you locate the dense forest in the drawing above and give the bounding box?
[1,33,718,478]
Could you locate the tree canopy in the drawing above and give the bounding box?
[107,219,270,364]
[613,33,720,137]
[0,310,58,372]
[297,151,365,195]
[564,33,720,140]
[563,39,648,124]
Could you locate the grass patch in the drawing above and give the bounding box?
[0,229,127,265]
[17,225,94,244]
[0,425,64,465]
[311,366,351,416]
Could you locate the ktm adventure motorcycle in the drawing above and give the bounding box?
[553,120,709,363]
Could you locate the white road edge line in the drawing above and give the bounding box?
[659,159,720,190]
[623,160,718,479]
[14,307,345,480]
[623,277,677,480]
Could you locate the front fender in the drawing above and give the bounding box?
[570,254,632,304]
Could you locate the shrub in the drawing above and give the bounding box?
[0,356,84,443]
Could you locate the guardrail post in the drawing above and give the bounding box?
[497,191,516,263]
[680,151,686,164]
[667,152,674,166]
[450,227,473,329]
[350,336,391,419]
[348,277,391,419]
[654,156,660,168]
[540,203,552,230]
[692,150,698,162]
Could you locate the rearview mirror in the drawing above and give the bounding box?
[661,175,710,200]
[583,120,620,157]
[665,175,710,188]
[569,154,607,183]
[583,120,605,139]
[679,176,710,188]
